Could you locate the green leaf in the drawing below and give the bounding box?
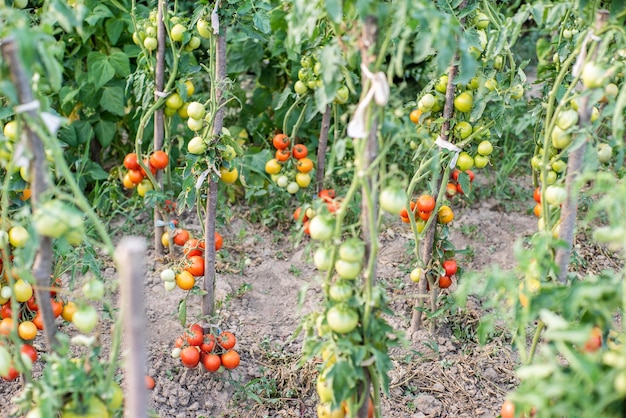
[94,119,117,147]
[83,160,110,180]
[177,299,187,327]
[105,18,125,45]
[36,36,63,92]
[100,85,125,116]
[253,10,271,34]
[325,0,343,23]
[85,4,112,25]
[49,0,81,32]
[59,120,93,146]
[458,171,471,197]
[109,51,130,77]
[87,52,116,89]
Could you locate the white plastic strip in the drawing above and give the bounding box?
[14,100,40,113]
[435,135,461,168]
[347,63,390,139]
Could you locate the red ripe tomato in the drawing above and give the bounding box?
[292,144,308,160]
[145,375,156,390]
[201,353,221,372]
[49,277,62,297]
[501,400,515,418]
[1,303,13,319]
[221,349,240,369]
[180,346,200,368]
[303,220,310,235]
[200,334,216,353]
[272,133,290,150]
[318,189,336,201]
[451,170,460,182]
[442,259,458,276]
[466,169,475,182]
[186,255,205,277]
[456,182,470,195]
[173,229,190,246]
[186,324,204,346]
[123,153,140,170]
[439,276,452,289]
[446,183,457,198]
[399,201,417,220]
[184,239,203,258]
[533,187,541,203]
[218,331,236,350]
[128,169,144,184]
[583,326,602,353]
[418,210,431,221]
[149,150,169,170]
[27,296,39,311]
[275,148,291,162]
[215,232,223,251]
[293,207,309,223]
[20,343,38,363]
[416,195,435,213]
[139,159,158,177]
[2,366,19,381]
[32,313,44,330]
[51,299,64,318]
[175,336,185,348]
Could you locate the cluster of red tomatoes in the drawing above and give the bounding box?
[399,194,455,230]
[293,189,341,236]
[0,272,64,381]
[159,228,223,292]
[446,168,475,197]
[172,324,240,372]
[121,151,169,196]
[265,133,315,194]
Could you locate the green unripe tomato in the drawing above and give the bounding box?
[456,152,474,171]
[477,140,493,156]
[171,23,186,42]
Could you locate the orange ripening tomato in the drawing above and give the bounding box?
[272,133,290,150]
[145,375,156,390]
[292,144,308,159]
[533,203,542,218]
[215,232,223,251]
[437,205,454,224]
[296,157,314,173]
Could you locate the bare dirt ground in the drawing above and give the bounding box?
[0,180,560,418]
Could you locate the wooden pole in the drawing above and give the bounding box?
[116,237,148,418]
[203,26,227,320]
[1,37,58,349]
[153,0,167,254]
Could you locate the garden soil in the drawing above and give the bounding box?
[1,179,615,418]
